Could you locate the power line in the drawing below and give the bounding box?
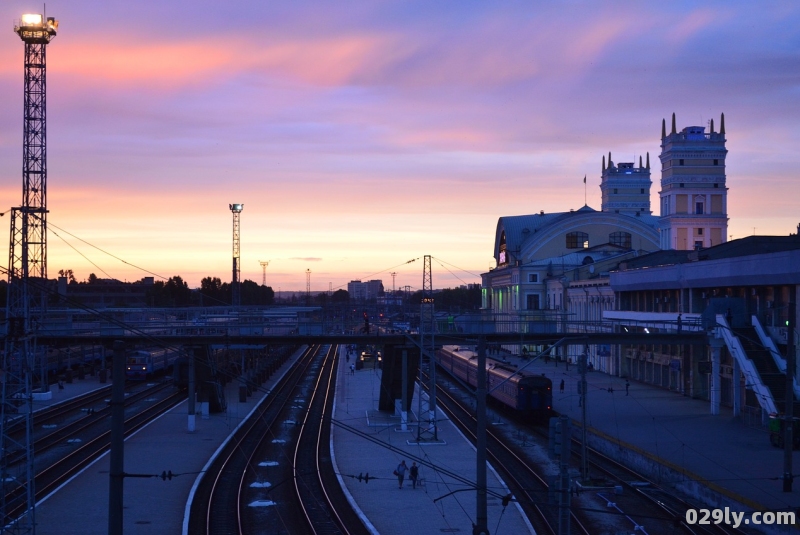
[48,220,170,281]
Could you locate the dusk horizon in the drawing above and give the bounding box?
[2,1,798,293]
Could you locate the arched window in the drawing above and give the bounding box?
[609,231,632,248]
[566,231,588,249]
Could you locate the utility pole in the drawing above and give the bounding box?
[418,255,438,441]
[2,13,58,534]
[579,351,588,481]
[549,415,572,535]
[475,338,489,535]
[784,290,796,492]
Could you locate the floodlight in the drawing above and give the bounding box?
[21,14,42,25]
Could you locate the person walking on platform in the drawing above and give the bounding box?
[395,460,407,489]
[625,379,630,396]
[350,364,355,375]
[409,462,419,489]
[559,379,564,394]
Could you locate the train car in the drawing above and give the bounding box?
[437,346,552,421]
[126,347,180,380]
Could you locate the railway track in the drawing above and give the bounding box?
[429,370,592,535]
[438,364,749,535]
[4,379,184,525]
[189,344,369,535]
[558,426,754,535]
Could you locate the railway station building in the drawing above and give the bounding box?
[481,113,800,420]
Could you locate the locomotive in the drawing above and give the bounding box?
[437,346,552,421]
[125,347,181,380]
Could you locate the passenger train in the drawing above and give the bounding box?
[125,347,181,380]
[4,345,106,377]
[437,346,552,421]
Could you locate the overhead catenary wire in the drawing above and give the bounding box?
[48,220,170,281]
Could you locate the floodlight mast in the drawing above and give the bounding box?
[2,13,58,535]
[230,204,243,306]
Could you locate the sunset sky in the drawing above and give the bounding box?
[1,1,798,292]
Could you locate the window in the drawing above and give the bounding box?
[640,188,645,194]
[613,188,618,194]
[714,159,719,165]
[679,183,685,188]
[609,231,632,248]
[696,228,704,236]
[566,231,588,249]
[694,240,703,250]
[528,273,538,283]
[526,294,540,310]
[714,183,718,188]
[679,159,684,165]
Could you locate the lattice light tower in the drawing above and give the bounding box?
[305,269,311,306]
[229,204,243,306]
[259,260,269,287]
[2,13,58,534]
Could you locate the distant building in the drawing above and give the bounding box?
[347,279,384,301]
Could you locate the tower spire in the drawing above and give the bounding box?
[671,113,676,135]
[639,155,643,168]
[602,154,605,172]
[720,112,725,135]
[710,118,715,133]
[661,118,666,139]
[646,152,650,169]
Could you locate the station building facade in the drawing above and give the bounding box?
[479,114,798,418]
[483,114,728,325]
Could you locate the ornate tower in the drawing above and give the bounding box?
[600,151,652,216]
[658,113,728,250]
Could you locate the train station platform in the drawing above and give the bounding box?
[33,347,308,535]
[330,347,534,535]
[452,346,800,518]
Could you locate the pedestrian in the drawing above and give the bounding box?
[625,379,630,396]
[346,353,350,363]
[677,313,682,334]
[559,379,564,394]
[395,460,407,489]
[566,359,570,371]
[350,364,355,375]
[726,308,733,327]
[409,462,419,489]
[544,353,550,365]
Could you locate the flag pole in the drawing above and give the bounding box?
[583,175,587,206]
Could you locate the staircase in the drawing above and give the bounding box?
[732,325,800,415]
